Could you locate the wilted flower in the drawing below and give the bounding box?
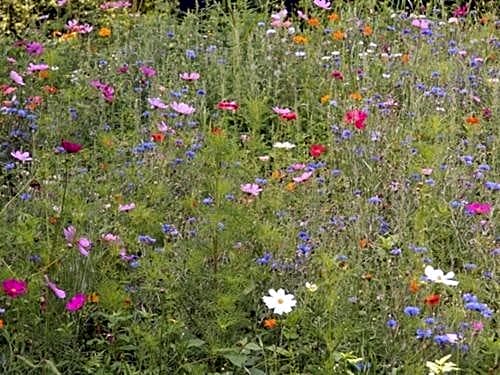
[262,288,296,315]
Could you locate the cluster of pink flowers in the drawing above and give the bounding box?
[344,109,368,130]
[64,225,92,256]
[273,106,297,121]
[65,20,93,34]
[90,80,115,102]
[100,1,131,10]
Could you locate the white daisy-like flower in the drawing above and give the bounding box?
[424,266,459,286]
[273,141,296,149]
[262,288,296,315]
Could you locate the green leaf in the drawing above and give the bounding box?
[223,352,247,368]
[244,342,262,351]
[187,338,206,348]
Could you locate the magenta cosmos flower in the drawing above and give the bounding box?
[2,279,28,298]
[61,140,83,153]
[66,293,86,312]
[465,202,491,215]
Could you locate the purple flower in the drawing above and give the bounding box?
[404,306,420,317]
[170,102,195,115]
[64,225,76,243]
[313,0,331,10]
[118,203,135,212]
[25,42,44,56]
[44,275,66,299]
[77,237,92,256]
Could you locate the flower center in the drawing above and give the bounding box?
[277,298,284,305]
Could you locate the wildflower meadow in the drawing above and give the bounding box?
[0,0,498,373]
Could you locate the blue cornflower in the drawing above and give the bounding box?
[404,306,420,317]
[298,231,310,241]
[386,319,398,329]
[186,49,197,59]
[416,328,433,339]
[138,235,156,245]
[161,224,179,236]
[390,248,402,256]
[256,252,272,265]
[202,197,214,205]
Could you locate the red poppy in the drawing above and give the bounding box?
[424,294,441,307]
[280,112,297,121]
[151,132,165,142]
[309,144,327,158]
[61,139,82,153]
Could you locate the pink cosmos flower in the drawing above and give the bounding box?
[314,0,331,10]
[119,203,136,212]
[411,18,431,30]
[148,97,168,109]
[293,171,313,183]
[240,183,263,196]
[465,202,491,215]
[117,64,129,74]
[61,140,83,153]
[2,279,28,298]
[90,80,115,102]
[344,109,368,129]
[64,225,77,244]
[102,233,121,243]
[66,19,93,34]
[270,9,289,28]
[170,102,196,115]
[179,72,200,81]
[44,275,66,299]
[217,100,239,112]
[273,106,297,120]
[27,63,49,74]
[66,293,86,312]
[139,65,156,78]
[11,150,32,162]
[10,70,24,86]
[77,237,92,256]
[472,321,484,332]
[291,163,306,170]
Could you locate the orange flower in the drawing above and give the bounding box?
[211,127,224,136]
[293,35,308,44]
[359,238,369,248]
[409,279,421,293]
[48,216,59,225]
[362,25,373,36]
[466,116,479,125]
[332,30,346,41]
[0,319,4,329]
[328,13,340,22]
[362,272,373,281]
[87,292,100,303]
[320,94,331,104]
[61,32,78,41]
[43,85,58,94]
[263,318,277,329]
[307,17,320,27]
[401,54,410,64]
[151,132,165,142]
[38,70,49,79]
[271,170,285,181]
[98,27,111,38]
[349,92,362,101]
[424,294,440,307]
[285,182,296,192]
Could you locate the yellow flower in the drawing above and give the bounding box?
[98,27,112,38]
[61,32,78,41]
[320,94,331,104]
[293,35,308,45]
[285,182,296,192]
[349,92,362,101]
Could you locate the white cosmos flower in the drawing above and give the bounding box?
[262,288,296,315]
[424,266,459,286]
[273,141,296,149]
